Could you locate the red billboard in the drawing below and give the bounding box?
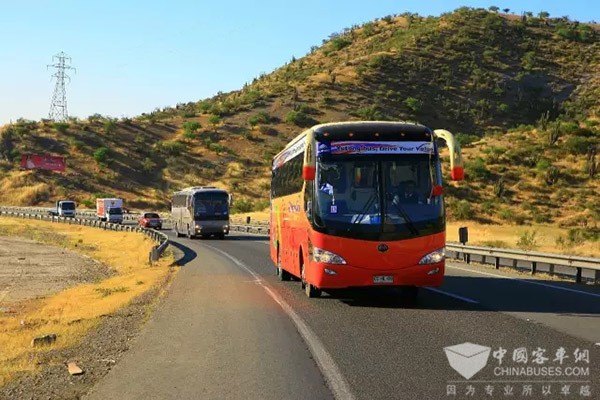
[20,154,66,172]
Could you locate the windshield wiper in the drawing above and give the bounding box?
[353,193,378,224]
[389,201,419,236]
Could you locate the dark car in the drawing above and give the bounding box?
[138,212,163,229]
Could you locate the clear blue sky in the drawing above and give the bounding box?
[1,0,598,125]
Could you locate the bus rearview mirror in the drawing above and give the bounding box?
[451,166,465,181]
[303,166,315,181]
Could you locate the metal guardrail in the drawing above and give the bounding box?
[446,244,600,284]
[0,206,175,224]
[229,221,600,285]
[0,210,169,264]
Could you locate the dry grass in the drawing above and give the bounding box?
[447,222,599,257]
[0,217,176,386]
[232,211,269,223]
[0,171,52,206]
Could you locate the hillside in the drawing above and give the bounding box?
[0,7,598,232]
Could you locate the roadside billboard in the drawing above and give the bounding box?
[20,154,66,172]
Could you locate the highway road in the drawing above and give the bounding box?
[85,231,600,400]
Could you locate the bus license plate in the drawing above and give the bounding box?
[373,275,394,284]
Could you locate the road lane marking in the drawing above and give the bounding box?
[424,287,479,304]
[203,244,356,400]
[448,264,600,299]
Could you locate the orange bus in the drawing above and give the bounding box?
[269,121,464,300]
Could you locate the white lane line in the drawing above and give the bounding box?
[424,287,479,304]
[203,244,356,400]
[448,264,600,299]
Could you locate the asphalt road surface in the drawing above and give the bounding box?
[84,231,600,400]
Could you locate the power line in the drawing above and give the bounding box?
[48,51,76,122]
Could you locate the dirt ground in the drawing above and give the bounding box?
[0,238,179,400]
[0,237,112,308]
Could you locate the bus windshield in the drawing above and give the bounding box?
[313,154,443,241]
[193,192,229,220]
[61,202,75,210]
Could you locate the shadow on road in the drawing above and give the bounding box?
[169,241,197,267]
[226,234,270,242]
[318,276,600,315]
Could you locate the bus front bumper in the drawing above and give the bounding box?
[308,261,445,289]
[194,224,229,235]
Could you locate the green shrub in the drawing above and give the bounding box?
[103,120,116,134]
[465,157,490,180]
[572,128,594,137]
[404,97,422,113]
[284,110,309,126]
[142,157,156,174]
[93,147,109,164]
[560,121,579,135]
[156,140,185,156]
[532,209,551,224]
[354,106,382,121]
[564,136,594,154]
[452,200,475,220]
[209,143,225,155]
[0,128,15,161]
[183,121,201,134]
[498,207,514,222]
[52,122,70,133]
[362,22,376,37]
[455,133,479,147]
[67,137,85,150]
[208,114,222,130]
[248,111,271,127]
[80,198,95,208]
[535,158,551,171]
[330,36,352,51]
[516,230,538,250]
[197,100,213,113]
[231,198,253,213]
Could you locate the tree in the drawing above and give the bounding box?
[183,121,201,134]
[208,114,221,131]
[503,8,510,13]
[538,11,550,19]
[0,127,15,161]
[489,6,499,12]
[93,147,109,164]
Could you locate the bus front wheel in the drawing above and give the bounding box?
[301,262,321,298]
[276,250,292,281]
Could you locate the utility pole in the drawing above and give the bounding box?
[48,51,75,122]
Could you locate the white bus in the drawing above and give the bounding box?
[171,187,231,239]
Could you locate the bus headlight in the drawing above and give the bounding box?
[418,248,446,265]
[313,247,347,265]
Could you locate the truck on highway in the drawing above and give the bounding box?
[96,198,124,224]
[48,200,77,218]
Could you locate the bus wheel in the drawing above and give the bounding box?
[301,263,321,298]
[277,262,292,282]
